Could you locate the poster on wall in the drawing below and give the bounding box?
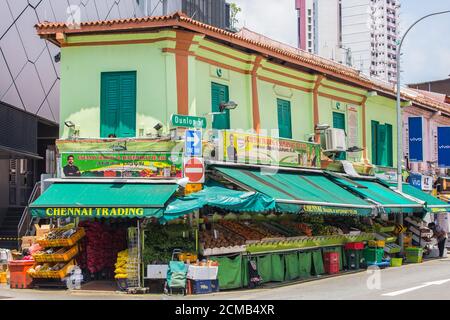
[60,152,183,178]
[408,117,424,162]
[346,106,360,160]
[219,131,321,168]
[438,127,450,168]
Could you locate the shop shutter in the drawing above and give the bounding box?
[333,111,346,160]
[211,82,230,130]
[100,72,136,138]
[277,99,292,139]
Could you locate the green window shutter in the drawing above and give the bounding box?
[100,72,136,138]
[377,124,387,166]
[211,82,230,130]
[371,121,379,165]
[277,99,292,139]
[333,112,346,160]
[385,123,393,167]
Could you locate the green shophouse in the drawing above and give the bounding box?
[36,12,410,171]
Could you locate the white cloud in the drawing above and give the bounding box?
[232,0,298,47]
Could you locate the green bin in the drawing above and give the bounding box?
[363,248,384,264]
[345,250,363,270]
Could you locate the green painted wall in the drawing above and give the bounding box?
[59,30,400,168]
[60,40,176,138]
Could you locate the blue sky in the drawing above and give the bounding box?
[233,0,450,84]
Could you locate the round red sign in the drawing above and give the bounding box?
[184,158,205,183]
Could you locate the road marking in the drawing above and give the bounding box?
[382,278,450,297]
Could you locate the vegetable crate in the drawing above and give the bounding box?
[37,228,85,248]
[405,247,423,264]
[33,245,79,263]
[368,240,385,248]
[29,260,75,279]
[363,248,384,264]
[344,242,364,250]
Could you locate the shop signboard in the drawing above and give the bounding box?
[219,131,321,168]
[60,152,183,178]
[408,117,424,162]
[171,114,207,129]
[438,127,450,168]
[409,174,422,190]
[56,139,183,153]
[31,207,152,218]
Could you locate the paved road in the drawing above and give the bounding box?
[1,258,450,300]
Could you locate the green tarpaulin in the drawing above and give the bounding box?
[333,177,423,214]
[387,182,450,213]
[312,249,325,275]
[256,255,272,284]
[211,255,244,290]
[163,186,276,221]
[30,183,178,219]
[213,166,374,216]
[299,252,312,278]
[271,254,285,282]
[284,252,300,281]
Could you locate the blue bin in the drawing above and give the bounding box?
[193,280,220,294]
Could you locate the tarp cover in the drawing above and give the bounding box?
[30,183,178,219]
[387,183,450,213]
[213,166,374,216]
[333,178,424,213]
[163,186,276,221]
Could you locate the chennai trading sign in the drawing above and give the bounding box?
[219,131,321,169]
[31,207,155,218]
[60,152,183,178]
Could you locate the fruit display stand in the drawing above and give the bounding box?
[28,227,85,287]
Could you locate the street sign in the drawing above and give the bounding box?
[171,114,207,129]
[184,157,205,183]
[185,129,202,157]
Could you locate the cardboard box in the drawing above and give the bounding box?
[21,236,36,250]
[35,224,51,240]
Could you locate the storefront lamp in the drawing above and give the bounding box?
[64,121,75,128]
[315,124,330,131]
[219,101,238,112]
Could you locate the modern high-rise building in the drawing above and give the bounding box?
[296,0,400,83]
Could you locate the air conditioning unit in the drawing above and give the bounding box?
[324,128,347,152]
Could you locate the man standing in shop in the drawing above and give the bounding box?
[63,155,81,177]
[428,222,448,258]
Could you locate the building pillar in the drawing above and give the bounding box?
[313,75,325,142]
[251,56,263,133]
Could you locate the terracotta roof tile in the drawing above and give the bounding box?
[35,12,450,115]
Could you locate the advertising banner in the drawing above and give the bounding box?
[220,131,321,168]
[438,127,450,168]
[60,152,183,178]
[346,106,360,160]
[56,139,183,153]
[408,117,423,162]
[409,173,422,190]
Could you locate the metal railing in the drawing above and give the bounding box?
[17,181,42,241]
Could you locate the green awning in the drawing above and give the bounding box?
[213,166,374,216]
[387,183,450,213]
[30,183,179,219]
[163,186,276,221]
[332,177,423,214]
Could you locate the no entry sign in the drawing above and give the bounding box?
[183,157,205,183]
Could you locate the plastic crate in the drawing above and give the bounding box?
[406,256,423,263]
[390,258,403,267]
[323,252,339,264]
[405,247,423,256]
[29,260,75,279]
[346,250,363,270]
[363,248,384,264]
[375,225,396,233]
[324,263,339,275]
[344,242,364,250]
[37,228,85,248]
[33,245,79,263]
[192,280,215,294]
[368,240,385,248]
[8,260,34,289]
